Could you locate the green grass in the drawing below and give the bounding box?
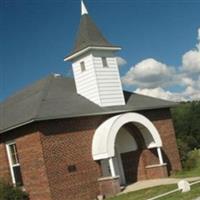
[171,167,200,178]
[161,183,200,200]
[108,185,177,200]
[108,183,200,200]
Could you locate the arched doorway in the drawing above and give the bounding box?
[92,112,166,185]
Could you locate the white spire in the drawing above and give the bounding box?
[81,0,88,15]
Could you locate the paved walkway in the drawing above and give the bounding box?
[122,177,200,193]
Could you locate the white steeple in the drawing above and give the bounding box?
[81,0,88,15]
[65,1,125,107]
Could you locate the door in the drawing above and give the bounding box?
[114,149,126,185]
[121,150,140,184]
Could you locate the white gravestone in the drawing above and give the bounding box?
[178,180,191,193]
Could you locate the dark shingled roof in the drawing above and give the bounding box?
[65,14,119,58]
[0,75,176,134]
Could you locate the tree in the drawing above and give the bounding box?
[171,101,200,165]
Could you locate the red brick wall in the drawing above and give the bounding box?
[0,125,52,200]
[137,149,160,181]
[37,110,181,200]
[0,108,181,200]
[16,131,52,200]
[145,165,168,179]
[141,108,182,173]
[38,116,105,200]
[98,177,121,198]
[142,149,161,167]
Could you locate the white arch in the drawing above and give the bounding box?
[92,112,162,160]
[116,127,138,153]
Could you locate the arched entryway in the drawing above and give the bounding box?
[92,112,166,185]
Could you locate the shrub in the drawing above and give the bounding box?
[177,138,190,163]
[183,149,200,170]
[0,180,29,200]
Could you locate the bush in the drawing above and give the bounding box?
[0,180,29,200]
[177,138,190,163]
[183,149,200,170]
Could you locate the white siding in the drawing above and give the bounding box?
[93,54,125,107]
[72,51,125,107]
[72,54,101,105]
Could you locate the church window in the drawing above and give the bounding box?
[80,61,86,72]
[6,142,23,186]
[102,57,108,67]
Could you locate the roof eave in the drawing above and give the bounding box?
[0,119,35,135]
[64,46,121,61]
[0,104,175,135]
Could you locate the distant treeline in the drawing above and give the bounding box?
[171,101,200,162]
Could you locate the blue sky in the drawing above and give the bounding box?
[1,0,200,101]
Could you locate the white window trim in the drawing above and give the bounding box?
[6,141,19,185]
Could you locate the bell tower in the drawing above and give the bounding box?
[64,1,125,107]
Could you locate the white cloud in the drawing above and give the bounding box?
[182,28,200,73]
[135,86,200,102]
[116,57,127,66]
[182,50,200,73]
[122,58,175,88]
[123,28,200,101]
[181,76,195,87]
[182,86,200,101]
[134,87,186,102]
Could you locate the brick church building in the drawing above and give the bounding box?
[0,1,181,200]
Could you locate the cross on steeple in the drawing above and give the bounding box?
[81,0,88,15]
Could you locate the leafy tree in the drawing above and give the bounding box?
[171,101,200,167]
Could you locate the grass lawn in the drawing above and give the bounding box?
[171,166,200,178]
[160,183,200,200]
[108,185,177,200]
[108,183,200,200]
